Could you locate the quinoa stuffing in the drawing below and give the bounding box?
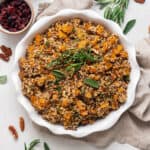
[19,18,131,130]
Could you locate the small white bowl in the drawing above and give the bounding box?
[0,0,34,35]
[12,9,140,138]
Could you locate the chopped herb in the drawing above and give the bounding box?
[0,75,7,84]
[72,28,76,33]
[62,50,74,60]
[55,86,62,91]
[47,48,97,68]
[123,19,136,34]
[47,49,99,77]
[44,142,50,150]
[84,78,99,89]
[122,75,130,82]
[45,41,50,47]
[55,86,62,94]
[47,59,61,68]
[72,49,97,63]
[66,63,82,72]
[52,70,65,81]
[81,87,85,95]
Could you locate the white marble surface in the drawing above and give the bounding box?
[0,0,150,150]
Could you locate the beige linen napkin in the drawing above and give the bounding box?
[37,0,150,149]
[37,0,93,20]
[85,38,150,150]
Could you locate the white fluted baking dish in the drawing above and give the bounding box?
[12,9,140,137]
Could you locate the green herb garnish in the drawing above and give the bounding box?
[72,49,96,63]
[47,59,61,68]
[84,78,99,89]
[122,75,130,82]
[45,41,50,47]
[47,50,73,68]
[47,48,99,77]
[55,86,62,92]
[29,139,40,150]
[44,142,50,150]
[52,70,66,81]
[95,0,129,25]
[123,19,136,34]
[0,75,7,84]
[24,143,27,150]
[24,139,51,150]
[24,139,40,150]
[47,49,98,68]
[66,63,82,72]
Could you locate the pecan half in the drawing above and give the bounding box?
[134,0,145,4]
[0,45,12,56]
[0,53,9,62]
[8,125,18,140]
[19,117,25,132]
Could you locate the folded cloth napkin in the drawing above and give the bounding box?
[85,38,150,150]
[37,0,93,20]
[37,0,150,149]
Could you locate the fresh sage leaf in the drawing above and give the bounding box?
[44,142,50,150]
[24,143,27,150]
[95,0,114,5]
[0,75,7,84]
[123,19,136,34]
[25,139,52,150]
[111,5,120,20]
[95,0,129,26]
[84,78,99,89]
[104,7,112,19]
[28,139,40,150]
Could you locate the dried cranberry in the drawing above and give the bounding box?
[0,0,31,32]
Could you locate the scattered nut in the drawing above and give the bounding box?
[0,53,9,62]
[1,45,12,56]
[19,117,25,132]
[134,0,145,4]
[8,125,18,140]
[0,45,12,62]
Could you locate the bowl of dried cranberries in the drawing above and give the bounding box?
[0,0,34,34]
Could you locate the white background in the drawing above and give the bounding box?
[0,0,150,150]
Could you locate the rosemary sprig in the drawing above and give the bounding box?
[95,0,129,25]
